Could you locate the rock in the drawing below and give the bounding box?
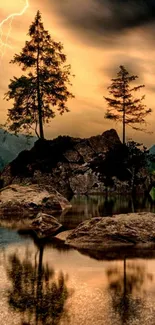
[0,129,128,196]
[63,150,81,163]
[56,230,73,241]
[74,141,95,163]
[88,129,120,154]
[1,129,152,196]
[69,169,99,194]
[68,162,89,173]
[65,212,155,249]
[0,184,71,219]
[31,212,64,238]
[111,177,130,193]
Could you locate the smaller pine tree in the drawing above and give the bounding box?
[104,65,152,144]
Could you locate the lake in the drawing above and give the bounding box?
[1,194,155,325]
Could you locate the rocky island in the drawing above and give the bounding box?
[0,129,155,252]
[0,129,153,197]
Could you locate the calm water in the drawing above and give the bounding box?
[1,195,155,325]
[60,194,155,229]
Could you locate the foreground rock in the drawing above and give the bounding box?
[0,184,71,236]
[0,184,71,217]
[65,212,155,249]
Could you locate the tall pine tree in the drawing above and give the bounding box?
[104,65,151,144]
[5,11,74,139]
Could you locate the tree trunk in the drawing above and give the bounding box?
[123,109,125,145]
[131,166,135,193]
[122,73,126,144]
[36,25,44,139]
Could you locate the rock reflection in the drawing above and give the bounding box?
[106,260,153,324]
[6,246,71,325]
[62,195,155,230]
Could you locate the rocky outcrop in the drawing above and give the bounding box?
[0,129,152,196]
[65,212,155,249]
[0,129,122,196]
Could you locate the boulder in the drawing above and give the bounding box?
[31,212,64,238]
[65,212,155,249]
[0,184,71,219]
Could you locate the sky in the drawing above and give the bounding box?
[0,0,155,147]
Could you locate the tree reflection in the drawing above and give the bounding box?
[6,246,71,325]
[106,259,153,324]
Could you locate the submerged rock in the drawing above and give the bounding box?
[65,212,155,249]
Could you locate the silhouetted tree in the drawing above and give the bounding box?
[126,141,151,192]
[104,65,151,144]
[5,11,74,139]
[89,143,130,194]
[90,141,153,194]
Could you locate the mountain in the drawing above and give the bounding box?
[0,129,36,171]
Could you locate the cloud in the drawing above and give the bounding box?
[100,55,148,81]
[50,0,155,44]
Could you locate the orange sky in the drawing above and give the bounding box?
[0,0,155,147]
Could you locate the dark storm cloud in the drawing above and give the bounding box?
[96,0,155,31]
[51,0,155,40]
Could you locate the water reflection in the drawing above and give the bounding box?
[6,245,71,325]
[61,195,155,229]
[106,260,153,324]
[1,231,155,325]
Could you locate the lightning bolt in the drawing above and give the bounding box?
[0,0,29,59]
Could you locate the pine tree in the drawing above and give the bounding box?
[5,11,74,139]
[104,65,151,144]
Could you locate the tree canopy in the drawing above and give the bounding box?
[5,11,74,139]
[104,65,151,144]
[90,141,153,193]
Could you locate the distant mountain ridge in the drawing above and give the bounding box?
[0,129,36,171]
[149,145,155,155]
[149,145,155,172]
